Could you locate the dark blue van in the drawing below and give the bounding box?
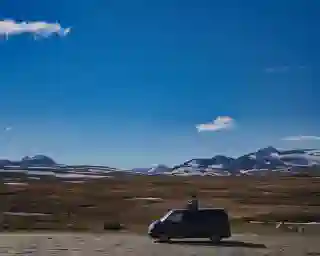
[148,208,231,243]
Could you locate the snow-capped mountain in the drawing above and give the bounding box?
[147,164,171,175]
[0,155,57,168]
[150,147,320,176]
[131,164,171,175]
[172,155,234,171]
[21,155,57,166]
[278,149,320,167]
[229,146,286,172]
[130,167,150,174]
[0,155,119,173]
[1,148,320,178]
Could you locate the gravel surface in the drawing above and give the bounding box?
[0,232,319,256]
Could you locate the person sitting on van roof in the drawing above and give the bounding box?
[187,195,199,211]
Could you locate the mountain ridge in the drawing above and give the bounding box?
[1,147,320,177]
[137,146,320,176]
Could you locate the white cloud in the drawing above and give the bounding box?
[196,116,235,132]
[0,19,71,39]
[282,135,320,141]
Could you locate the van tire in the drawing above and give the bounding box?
[158,235,170,243]
[209,236,221,244]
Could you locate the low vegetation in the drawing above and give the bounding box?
[0,176,319,232]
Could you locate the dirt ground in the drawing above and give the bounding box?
[0,232,319,256]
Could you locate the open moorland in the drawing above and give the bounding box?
[0,175,320,232]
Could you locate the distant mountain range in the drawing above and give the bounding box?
[132,146,320,176]
[0,155,122,181]
[0,155,57,168]
[1,147,320,177]
[0,155,120,172]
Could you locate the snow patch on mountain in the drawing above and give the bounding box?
[136,147,320,177]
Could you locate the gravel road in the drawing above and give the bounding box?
[0,232,319,256]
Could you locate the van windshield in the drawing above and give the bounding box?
[160,210,173,222]
[160,210,183,223]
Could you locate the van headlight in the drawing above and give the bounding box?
[148,222,156,233]
[148,220,160,233]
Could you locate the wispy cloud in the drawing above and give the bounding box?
[264,65,306,74]
[196,116,235,132]
[265,66,290,73]
[282,135,320,141]
[0,19,71,39]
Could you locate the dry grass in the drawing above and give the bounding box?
[0,175,320,232]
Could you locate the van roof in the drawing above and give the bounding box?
[172,208,227,212]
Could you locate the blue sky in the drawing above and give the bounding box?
[0,0,319,168]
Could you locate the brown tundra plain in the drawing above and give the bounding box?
[0,175,319,232]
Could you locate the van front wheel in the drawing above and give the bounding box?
[209,236,221,244]
[158,235,170,243]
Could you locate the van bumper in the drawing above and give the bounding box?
[148,227,161,238]
[148,232,158,239]
[148,222,160,238]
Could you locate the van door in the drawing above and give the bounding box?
[197,210,215,237]
[180,211,203,238]
[162,211,185,238]
[204,209,230,237]
[182,210,215,238]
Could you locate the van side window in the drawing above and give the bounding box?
[166,212,183,223]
